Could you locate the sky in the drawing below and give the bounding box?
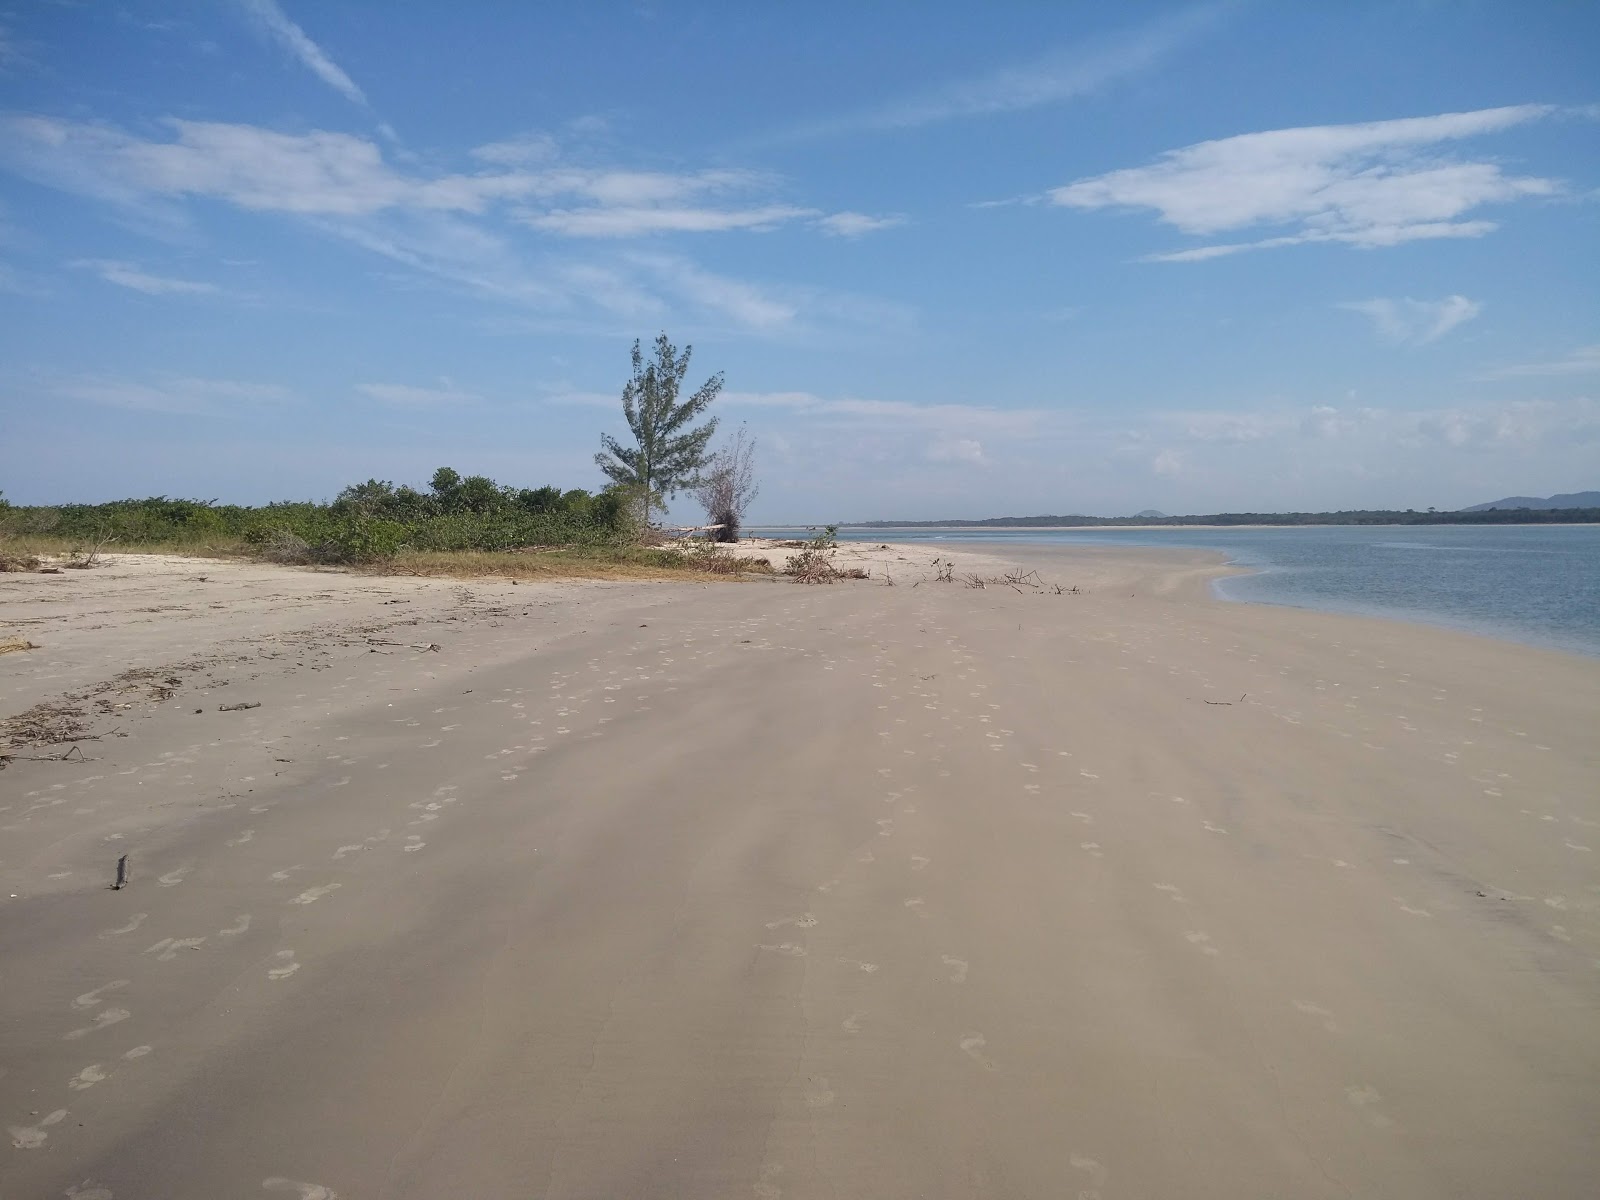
[0,0,1596,520]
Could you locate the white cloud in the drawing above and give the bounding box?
[778,4,1223,139]
[0,115,902,336]
[1050,105,1564,257]
[0,117,854,243]
[471,134,559,166]
[527,203,815,238]
[925,437,987,465]
[1151,449,1185,477]
[1479,344,1600,379]
[1339,295,1482,344]
[628,253,797,330]
[71,258,221,296]
[237,0,367,106]
[54,375,291,416]
[816,211,904,237]
[355,381,478,407]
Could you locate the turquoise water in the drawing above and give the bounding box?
[763,525,1600,657]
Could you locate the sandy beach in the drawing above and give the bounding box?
[2,543,1597,1199]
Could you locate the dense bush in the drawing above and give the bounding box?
[0,470,643,563]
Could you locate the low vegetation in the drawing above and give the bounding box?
[0,471,769,580]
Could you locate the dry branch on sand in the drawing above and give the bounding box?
[0,699,94,749]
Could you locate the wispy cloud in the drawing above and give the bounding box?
[236,0,367,107]
[527,203,815,238]
[54,375,292,416]
[1047,105,1566,259]
[1478,344,1600,379]
[355,381,479,407]
[774,4,1225,140]
[0,115,902,336]
[71,258,222,296]
[628,253,798,331]
[0,117,897,242]
[816,211,904,237]
[1339,295,1482,344]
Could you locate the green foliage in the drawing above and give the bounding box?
[2,469,641,565]
[595,333,722,511]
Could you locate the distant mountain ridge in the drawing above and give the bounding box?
[1462,491,1600,512]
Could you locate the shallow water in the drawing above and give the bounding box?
[770,524,1600,657]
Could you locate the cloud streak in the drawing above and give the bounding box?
[237,0,367,106]
[71,258,222,296]
[1049,105,1565,258]
[775,4,1225,140]
[54,374,291,416]
[355,381,478,407]
[1339,295,1482,344]
[1479,344,1600,379]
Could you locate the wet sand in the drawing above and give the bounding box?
[2,545,1597,1199]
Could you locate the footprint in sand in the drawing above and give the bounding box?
[404,836,425,852]
[1184,931,1220,956]
[1153,883,1190,904]
[753,1164,784,1200]
[1395,898,1432,917]
[1069,811,1094,825]
[755,942,807,957]
[910,856,930,870]
[842,1011,866,1034]
[268,950,300,980]
[99,913,147,939]
[68,1064,108,1091]
[765,913,819,930]
[1070,1153,1110,1200]
[157,863,192,887]
[1080,842,1103,858]
[1293,1000,1340,1033]
[227,829,255,847]
[72,980,129,1011]
[289,883,341,905]
[941,955,969,983]
[1202,821,1227,835]
[903,897,927,918]
[269,866,303,882]
[63,1008,130,1040]
[65,1183,114,1200]
[218,915,251,938]
[1344,1084,1395,1128]
[262,1180,338,1199]
[837,957,879,973]
[8,1108,67,1149]
[803,1077,835,1108]
[145,937,205,961]
[959,1033,999,1071]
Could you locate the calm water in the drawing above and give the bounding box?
[763,525,1600,657]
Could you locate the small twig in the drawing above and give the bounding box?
[218,701,261,712]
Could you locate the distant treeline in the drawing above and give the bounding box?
[0,468,638,562]
[847,508,1600,529]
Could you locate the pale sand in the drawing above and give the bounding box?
[2,546,1597,1199]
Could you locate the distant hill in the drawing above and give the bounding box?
[1133,509,1169,519]
[1462,491,1600,512]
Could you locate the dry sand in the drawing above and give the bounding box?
[2,545,1597,1199]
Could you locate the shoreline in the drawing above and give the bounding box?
[828,529,1600,662]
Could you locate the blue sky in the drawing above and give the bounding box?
[0,1,1596,519]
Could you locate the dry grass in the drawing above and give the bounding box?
[381,546,775,583]
[0,535,247,563]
